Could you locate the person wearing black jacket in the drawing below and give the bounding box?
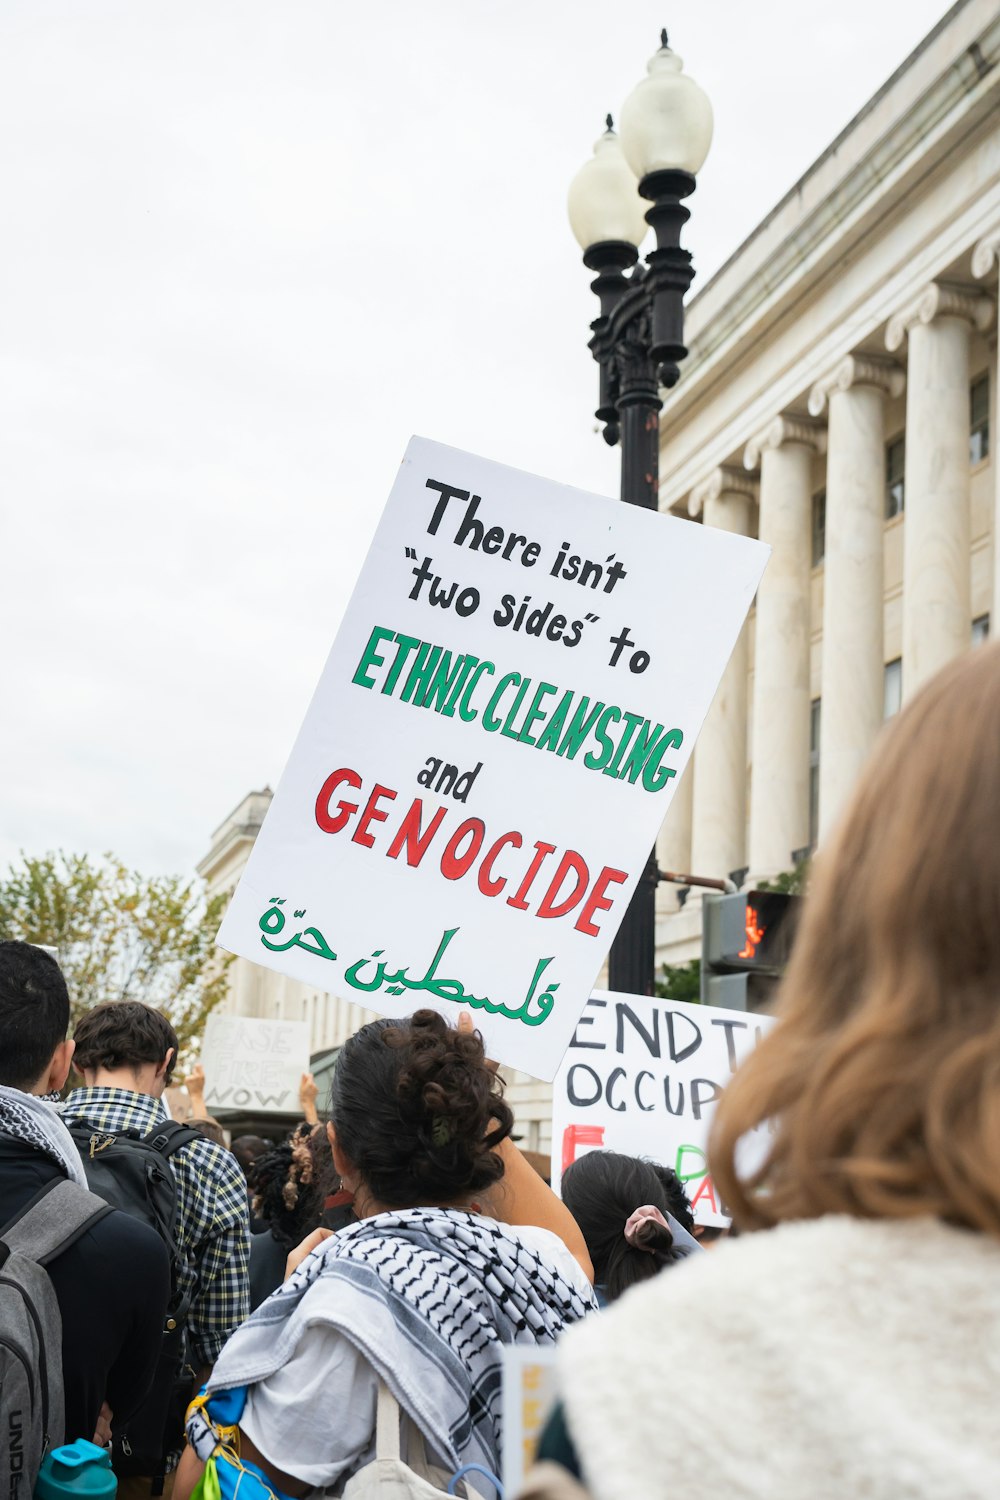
[0,941,170,1445]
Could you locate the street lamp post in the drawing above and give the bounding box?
[568,31,713,996]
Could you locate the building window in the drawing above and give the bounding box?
[970,375,990,465]
[811,490,826,567]
[883,658,902,719]
[808,699,821,850]
[972,614,990,646]
[885,436,905,519]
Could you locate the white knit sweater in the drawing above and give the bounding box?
[558,1215,1000,1500]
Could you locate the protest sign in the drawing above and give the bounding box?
[551,989,776,1226]
[200,1014,311,1114]
[217,436,769,1078]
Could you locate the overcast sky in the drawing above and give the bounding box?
[1,0,950,880]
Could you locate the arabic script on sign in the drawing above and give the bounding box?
[258,898,558,1028]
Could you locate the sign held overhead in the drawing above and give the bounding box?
[217,437,769,1078]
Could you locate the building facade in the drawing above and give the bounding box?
[654,0,999,967]
[200,0,999,1149]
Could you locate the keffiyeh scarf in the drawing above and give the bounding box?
[0,1084,88,1187]
[201,1207,596,1477]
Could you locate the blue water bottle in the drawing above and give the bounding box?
[35,1441,117,1500]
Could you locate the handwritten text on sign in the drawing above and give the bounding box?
[217,437,769,1078]
[201,1015,310,1114]
[551,990,775,1226]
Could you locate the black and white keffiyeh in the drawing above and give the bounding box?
[203,1207,596,1476]
[0,1084,88,1186]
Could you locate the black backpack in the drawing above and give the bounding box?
[67,1119,200,1488]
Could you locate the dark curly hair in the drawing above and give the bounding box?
[248,1123,324,1248]
[561,1150,688,1301]
[330,1009,513,1208]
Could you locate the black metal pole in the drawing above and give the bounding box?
[581,154,697,998]
[607,322,661,995]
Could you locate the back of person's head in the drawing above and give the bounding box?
[330,1009,513,1210]
[232,1134,270,1177]
[648,1162,696,1234]
[561,1150,686,1300]
[73,999,179,1084]
[190,1116,228,1148]
[0,940,71,1090]
[248,1123,323,1247]
[711,641,1000,1234]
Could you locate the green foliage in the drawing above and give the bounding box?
[0,851,232,1057]
[654,958,701,1005]
[756,861,810,896]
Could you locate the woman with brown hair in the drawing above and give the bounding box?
[533,642,1000,1499]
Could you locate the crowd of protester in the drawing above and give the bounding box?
[2,640,999,1498]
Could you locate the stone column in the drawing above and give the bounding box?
[808,356,904,840]
[743,416,826,882]
[972,233,1000,629]
[686,467,757,882]
[886,282,993,697]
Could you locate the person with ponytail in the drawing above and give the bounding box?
[176,1009,595,1500]
[560,1151,696,1303]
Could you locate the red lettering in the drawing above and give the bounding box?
[537,850,590,920]
[574,865,629,937]
[507,841,556,911]
[478,831,523,898]
[440,818,486,880]
[689,1174,718,1213]
[315,767,362,833]
[561,1123,605,1175]
[386,798,448,866]
[352,783,397,848]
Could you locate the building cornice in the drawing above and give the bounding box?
[808,355,905,415]
[655,179,1000,512]
[680,4,1000,373]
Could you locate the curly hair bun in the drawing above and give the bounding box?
[331,1009,514,1209]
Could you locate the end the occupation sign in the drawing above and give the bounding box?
[217,437,769,1078]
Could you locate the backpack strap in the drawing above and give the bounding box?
[375,1382,403,1463]
[0,1178,112,1265]
[144,1121,201,1160]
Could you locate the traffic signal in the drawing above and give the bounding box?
[701,889,802,1010]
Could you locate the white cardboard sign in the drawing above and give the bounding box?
[200,1014,311,1114]
[216,437,769,1079]
[551,989,776,1226]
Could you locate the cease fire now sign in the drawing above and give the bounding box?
[216,437,769,1079]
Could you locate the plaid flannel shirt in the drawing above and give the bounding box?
[61,1086,250,1366]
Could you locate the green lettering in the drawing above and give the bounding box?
[517,682,559,745]
[583,706,622,769]
[557,697,606,761]
[352,625,395,689]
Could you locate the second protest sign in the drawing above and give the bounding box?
[551,989,775,1225]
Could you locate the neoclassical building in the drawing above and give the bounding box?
[654,0,999,967]
[200,0,999,1153]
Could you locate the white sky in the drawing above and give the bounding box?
[1,0,950,878]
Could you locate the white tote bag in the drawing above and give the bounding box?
[343,1383,494,1500]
